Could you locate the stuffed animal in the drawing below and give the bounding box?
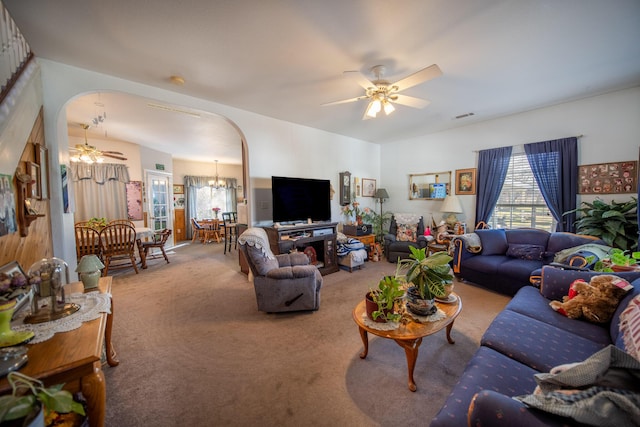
[549,275,632,323]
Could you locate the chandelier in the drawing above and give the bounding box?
[209,160,221,189]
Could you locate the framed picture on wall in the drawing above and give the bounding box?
[362,178,376,197]
[578,161,637,194]
[173,184,184,194]
[26,161,40,199]
[455,168,476,195]
[34,143,49,200]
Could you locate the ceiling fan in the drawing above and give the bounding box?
[70,124,127,163]
[323,64,442,119]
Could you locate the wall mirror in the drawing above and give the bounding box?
[409,171,451,200]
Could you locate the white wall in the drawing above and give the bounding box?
[37,59,380,264]
[381,87,640,227]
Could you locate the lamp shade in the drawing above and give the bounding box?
[374,188,390,200]
[441,195,463,213]
[76,255,105,273]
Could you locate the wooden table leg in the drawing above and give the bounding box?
[394,337,423,392]
[105,297,119,367]
[357,326,369,359]
[445,320,456,344]
[81,363,106,427]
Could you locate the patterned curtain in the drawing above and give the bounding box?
[524,137,578,232]
[475,146,512,226]
[69,163,130,221]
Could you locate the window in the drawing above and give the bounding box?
[488,153,556,231]
[195,187,227,219]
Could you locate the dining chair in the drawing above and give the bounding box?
[99,223,139,275]
[74,225,102,263]
[222,212,238,254]
[139,229,172,267]
[108,219,135,227]
[190,218,215,243]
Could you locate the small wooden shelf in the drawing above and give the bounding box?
[15,168,44,237]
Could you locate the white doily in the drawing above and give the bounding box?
[360,312,401,331]
[11,292,112,344]
[405,308,446,323]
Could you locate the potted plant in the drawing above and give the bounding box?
[564,197,638,251]
[593,248,640,272]
[365,275,404,323]
[396,247,453,316]
[0,371,85,426]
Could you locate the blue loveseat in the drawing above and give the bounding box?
[452,228,604,296]
[430,266,640,427]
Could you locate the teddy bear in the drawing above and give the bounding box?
[549,275,632,323]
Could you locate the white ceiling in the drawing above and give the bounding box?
[5,0,640,164]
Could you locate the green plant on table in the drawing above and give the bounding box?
[87,217,108,230]
[396,247,453,300]
[0,371,85,424]
[592,248,640,272]
[564,197,638,251]
[369,275,404,322]
[361,207,393,243]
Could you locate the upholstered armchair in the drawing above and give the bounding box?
[383,214,431,262]
[238,228,322,313]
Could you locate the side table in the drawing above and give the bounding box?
[345,233,375,248]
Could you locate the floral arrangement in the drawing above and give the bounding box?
[212,207,221,218]
[341,201,360,223]
[87,217,107,230]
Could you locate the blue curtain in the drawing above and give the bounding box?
[524,137,577,232]
[475,146,512,225]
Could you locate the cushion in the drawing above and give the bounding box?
[476,229,508,255]
[247,245,279,275]
[620,295,640,360]
[396,223,418,242]
[506,244,545,260]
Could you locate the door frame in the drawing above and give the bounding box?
[144,169,174,247]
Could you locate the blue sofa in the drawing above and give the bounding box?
[451,228,603,296]
[430,266,640,427]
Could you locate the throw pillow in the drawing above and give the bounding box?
[397,223,418,242]
[620,295,640,361]
[475,229,508,255]
[506,244,545,260]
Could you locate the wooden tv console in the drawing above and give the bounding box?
[264,222,338,275]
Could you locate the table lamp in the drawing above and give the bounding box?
[76,255,105,290]
[441,194,463,228]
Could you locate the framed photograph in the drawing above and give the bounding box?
[455,168,476,195]
[126,181,143,220]
[26,161,40,199]
[578,160,637,194]
[362,178,376,197]
[0,261,31,315]
[173,184,184,194]
[34,143,49,200]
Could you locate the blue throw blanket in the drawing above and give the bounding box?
[337,238,366,257]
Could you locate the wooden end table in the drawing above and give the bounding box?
[352,293,462,391]
[0,277,117,427]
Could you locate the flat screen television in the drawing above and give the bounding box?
[272,176,331,223]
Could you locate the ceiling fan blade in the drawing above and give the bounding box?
[103,153,128,161]
[102,150,125,155]
[321,95,368,106]
[392,64,442,92]
[343,71,376,90]
[392,94,431,109]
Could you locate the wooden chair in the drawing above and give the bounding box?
[99,223,139,275]
[108,219,135,227]
[75,225,102,263]
[191,218,214,243]
[222,212,238,254]
[139,229,172,267]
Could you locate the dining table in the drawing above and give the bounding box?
[134,226,155,268]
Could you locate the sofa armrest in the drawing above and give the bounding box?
[451,237,479,274]
[276,252,310,267]
[469,391,571,427]
[539,266,640,301]
[383,233,396,243]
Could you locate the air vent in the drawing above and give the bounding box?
[454,112,475,119]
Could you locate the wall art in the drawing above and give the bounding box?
[578,161,637,194]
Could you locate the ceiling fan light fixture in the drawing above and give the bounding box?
[383,100,395,115]
[366,99,381,118]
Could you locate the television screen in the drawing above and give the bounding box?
[272,176,331,223]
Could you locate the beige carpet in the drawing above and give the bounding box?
[104,242,510,426]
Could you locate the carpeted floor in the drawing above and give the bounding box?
[104,242,509,426]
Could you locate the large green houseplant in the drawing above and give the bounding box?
[564,197,638,251]
[396,247,453,316]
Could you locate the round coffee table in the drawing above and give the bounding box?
[352,293,462,391]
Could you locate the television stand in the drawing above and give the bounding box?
[264,222,338,275]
